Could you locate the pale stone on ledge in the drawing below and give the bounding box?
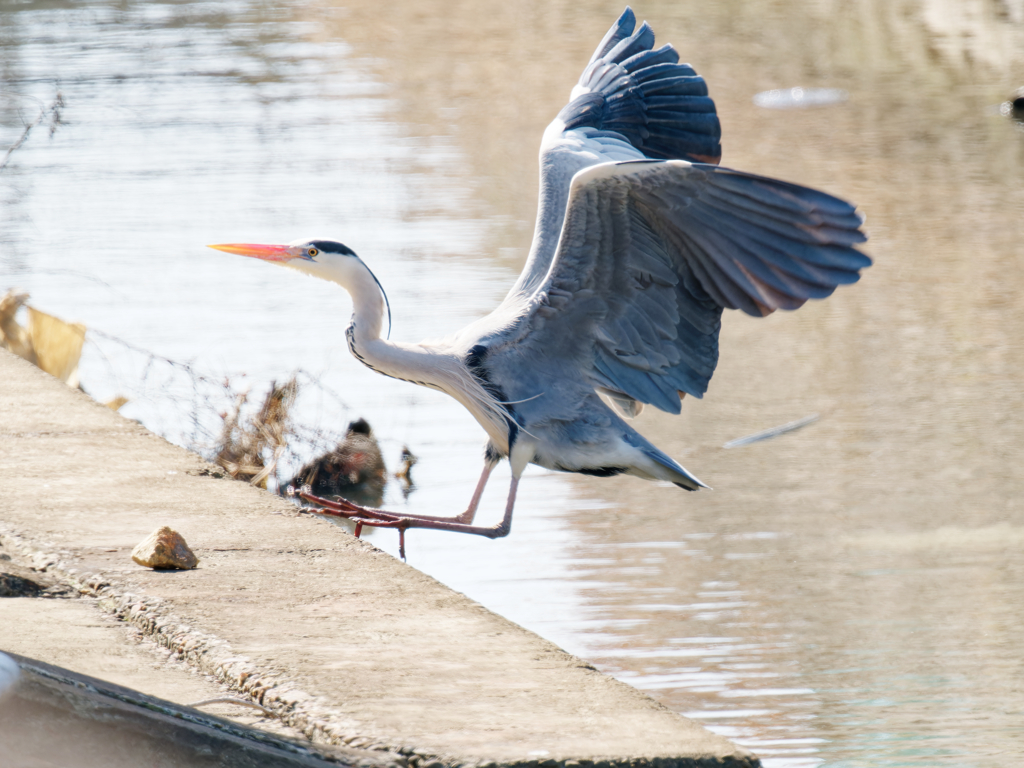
[131,527,199,570]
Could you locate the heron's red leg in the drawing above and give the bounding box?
[391,461,495,524]
[297,462,516,561]
[299,461,496,526]
[300,475,519,538]
[349,475,519,539]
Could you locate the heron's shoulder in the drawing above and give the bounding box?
[541,124,647,171]
[441,296,534,359]
[568,158,699,193]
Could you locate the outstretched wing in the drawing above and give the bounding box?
[499,160,870,416]
[463,10,867,424]
[508,7,721,300]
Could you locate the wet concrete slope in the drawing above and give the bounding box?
[0,349,758,768]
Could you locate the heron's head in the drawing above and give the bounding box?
[207,238,392,336]
[207,238,361,281]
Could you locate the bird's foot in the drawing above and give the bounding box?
[297,490,510,561]
[299,491,476,526]
[298,492,411,557]
[298,491,399,524]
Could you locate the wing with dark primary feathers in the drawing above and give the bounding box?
[504,160,870,416]
[473,8,868,421]
[559,6,722,164]
[505,7,722,301]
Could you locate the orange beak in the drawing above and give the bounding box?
[207,243,304,262]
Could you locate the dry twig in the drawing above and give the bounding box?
[0,91,64,173]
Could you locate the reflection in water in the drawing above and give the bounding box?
[2,1,1024,766]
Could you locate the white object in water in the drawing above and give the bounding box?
[753,87,848,109]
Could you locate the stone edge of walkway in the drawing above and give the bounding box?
[0,526,758,768]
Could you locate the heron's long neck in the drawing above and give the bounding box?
[335,259,445,390]
[331,258,511,449]
[342,260,386,347]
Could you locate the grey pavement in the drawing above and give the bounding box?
[0,348,759,768]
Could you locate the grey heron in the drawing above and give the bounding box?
[210,8,870,557]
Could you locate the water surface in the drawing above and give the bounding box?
[2,1,1024,766]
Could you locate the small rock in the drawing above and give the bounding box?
[131,527,199,570]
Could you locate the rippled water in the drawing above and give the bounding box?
[3,1,1024,766]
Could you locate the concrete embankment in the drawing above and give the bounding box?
[0,348,759,768]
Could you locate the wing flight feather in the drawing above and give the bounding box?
[505,160,870,415]
[477,9,869,422]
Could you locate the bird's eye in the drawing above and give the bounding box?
[307,247,319,258]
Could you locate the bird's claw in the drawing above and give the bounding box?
[297,489,512,560]
[300,490,412,558]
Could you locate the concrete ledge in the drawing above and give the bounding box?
[0,348,760,768]
[2,651,398,767]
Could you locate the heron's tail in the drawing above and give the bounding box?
[558,7,722,164]
[625,433,709,491]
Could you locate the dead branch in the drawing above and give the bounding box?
[0,91,65,173]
